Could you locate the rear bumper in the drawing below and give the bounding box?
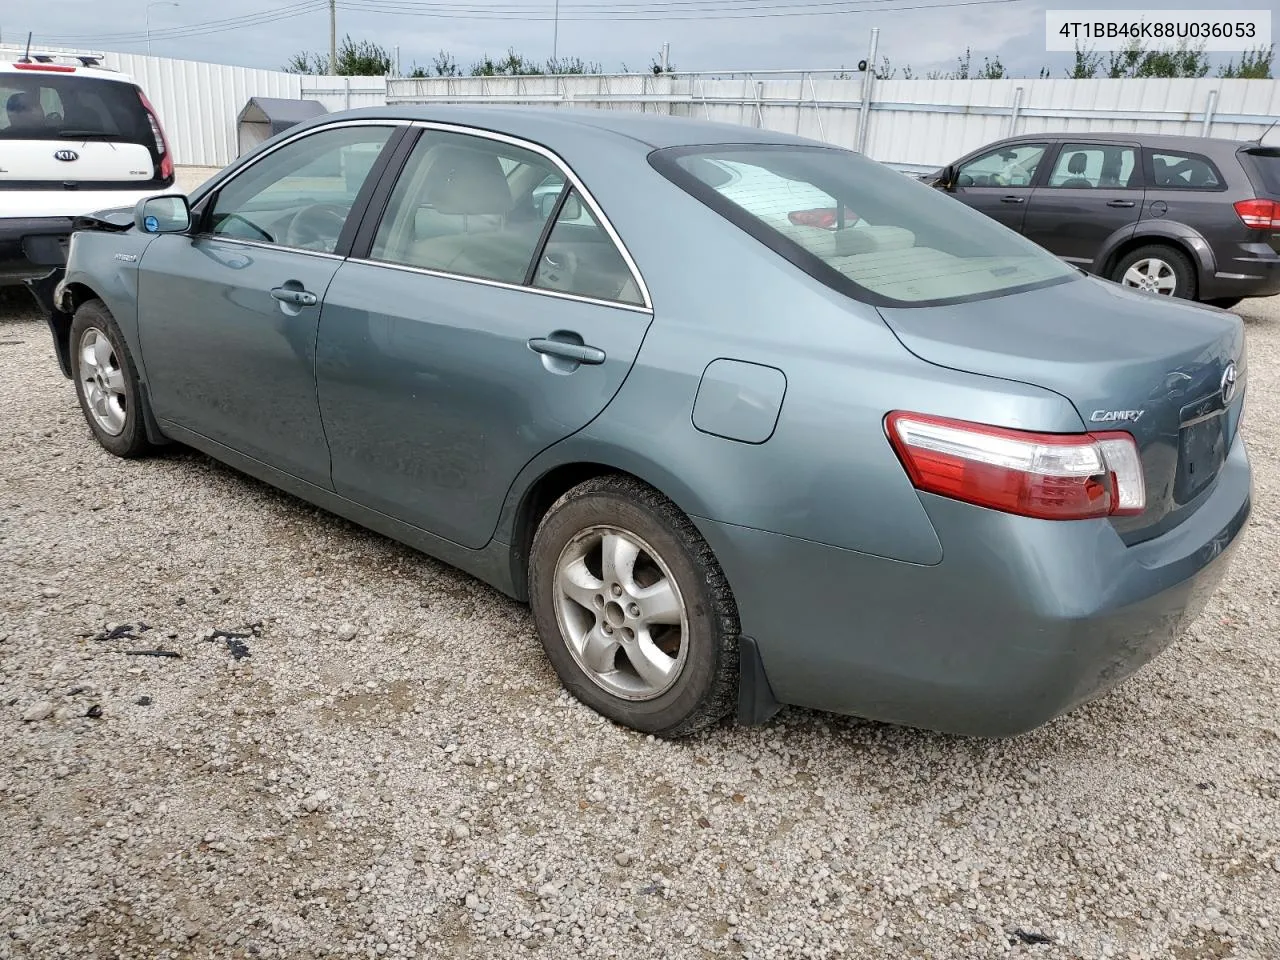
[696,430,1252,737]
[0,217,73,284]
[1201,241,1280,300]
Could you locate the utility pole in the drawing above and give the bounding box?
[329,0,337,75]
[552,0,560,69]
[660,41,669,73]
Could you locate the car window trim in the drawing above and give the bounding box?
[189,119,413,259]
[351,119,653,312]
[522,181,573,287]
[1042,140,1145,191]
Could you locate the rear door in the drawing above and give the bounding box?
[1022,141,1145,265]
[948,141,1051,233]
[315,126,652,549]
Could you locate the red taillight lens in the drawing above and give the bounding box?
[1233,198,1280,230]
[135,87,173,181]
[13,62,76,72]
[885,412,1146,521]
[787,208,856,230]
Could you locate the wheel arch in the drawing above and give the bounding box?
[500,446,722,604]
[1099,226,1214,289]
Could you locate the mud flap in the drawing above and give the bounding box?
[736,635,782,727]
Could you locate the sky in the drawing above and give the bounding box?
[2,0,1274,78]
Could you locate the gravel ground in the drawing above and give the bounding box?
[2,282,1279,960]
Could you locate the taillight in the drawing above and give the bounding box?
[885,412,1146,521]
[13,62,76,72]
[787,208,856,230]
[135,87,173,181]
[1233,198,1280,230]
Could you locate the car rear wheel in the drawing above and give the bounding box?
[1112,245,1196,300]
[529,475,740,737]
[69,299,153,458]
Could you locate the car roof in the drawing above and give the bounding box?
[312,103,833,151]
[1000,130,1250,151]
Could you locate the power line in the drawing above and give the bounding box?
[339,0,1021,20]
[40,1,327,45]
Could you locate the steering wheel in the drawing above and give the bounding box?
[284,203,350,252]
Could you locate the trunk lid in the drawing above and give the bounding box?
[877,274,1246,543]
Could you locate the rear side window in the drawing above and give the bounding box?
[1240,147,1280,196]
[650,144,1077,307]
[1147,149,1224,190]
[1,74,149,143]
[1046,144,1138,189]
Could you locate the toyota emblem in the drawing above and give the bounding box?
[54,149,80,162]
[1220,361,1238,406]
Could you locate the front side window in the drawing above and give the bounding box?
[208,125,394,253]
[651,144,1076,306]
[1046,144,1138,189]
[1148,149,1224,190]
[956,143,1048,188]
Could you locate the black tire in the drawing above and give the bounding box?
[1205,297,1243,310]
[69,299,154,458]
[1111,244,1197,301]
[529,475,740,738]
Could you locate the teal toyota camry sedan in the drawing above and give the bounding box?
[31,106,1252,739]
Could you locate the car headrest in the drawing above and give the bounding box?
[1067,152,1088,175]
[423,145,513,216]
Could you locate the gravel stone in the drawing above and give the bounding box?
[2,283,1280,960]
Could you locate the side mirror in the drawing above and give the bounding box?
[135,194,191,234]
[560,194,583,221]
[934,164,958,191]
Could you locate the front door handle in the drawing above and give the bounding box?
[528,338,606,365]
[270,286,318,307]
[1000,195,1025,204]
[1106,199,1136,208]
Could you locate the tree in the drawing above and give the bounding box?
[1218,45,1274,79]
[470,48,543,76]
[548,56,603,75]
[1067,42,1103,78]
[1106,40,1210,78]
[283,35,393,76]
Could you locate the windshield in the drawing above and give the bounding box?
[650,144,1078,306]
[0,73,150,142]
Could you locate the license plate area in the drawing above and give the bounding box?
[1174,415,1225,503]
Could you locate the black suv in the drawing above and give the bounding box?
[924,133,1280,308]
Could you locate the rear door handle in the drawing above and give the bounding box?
[270,286,318,307]
[1000,195,1025,204]
[528,338,606,365]
[1106,199,1136,208]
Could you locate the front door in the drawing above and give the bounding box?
[948,141,1050,233]
[316,128,653,548]
[138,123,400,486]
[1022,141,1145,266]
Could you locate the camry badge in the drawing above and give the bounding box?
[1090,409,1145,423]
[54,149,80,162]
[1221,362,1238,406]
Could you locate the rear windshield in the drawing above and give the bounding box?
[0,72,150,143]
[1241,147,1280,197]
[649,144,1077,307]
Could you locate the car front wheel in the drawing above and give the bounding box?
[69,299,153,458]
[1112,244,1196,300]
[529,475,740,737]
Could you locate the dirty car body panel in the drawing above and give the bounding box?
[42,105,1252,737]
